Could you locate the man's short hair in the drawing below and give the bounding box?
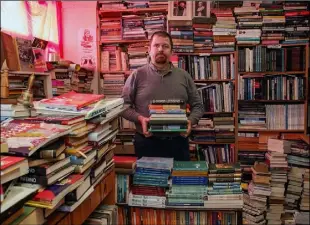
[149,31,173,49]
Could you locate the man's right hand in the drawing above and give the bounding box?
[138,115,152,137]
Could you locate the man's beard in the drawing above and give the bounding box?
[155,53,167,64]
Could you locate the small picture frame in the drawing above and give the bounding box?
[193,0,211,18]
[168,0,192,20]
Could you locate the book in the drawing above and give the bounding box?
[38,91,105,111]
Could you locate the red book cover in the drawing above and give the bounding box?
[0,156,26,170]
[32,174,83,202]
[39,91,105,111]
[113,156,137,164]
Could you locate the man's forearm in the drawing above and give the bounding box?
[120,107,141,123]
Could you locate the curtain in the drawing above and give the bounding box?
[1,1,60,52]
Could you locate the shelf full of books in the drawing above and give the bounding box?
[114,157,243,225]
[0,91,126,225]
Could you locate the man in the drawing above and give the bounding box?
[121,31,204,160]
[196,1,206,16]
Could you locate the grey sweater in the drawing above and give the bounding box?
[120,62,204,134]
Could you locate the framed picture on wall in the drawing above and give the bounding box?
[168,1,192,20]
[193,0,211,17]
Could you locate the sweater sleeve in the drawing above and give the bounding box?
[120,71,141,123]
[186,73,204,125]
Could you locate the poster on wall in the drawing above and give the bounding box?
[78,28,96,69]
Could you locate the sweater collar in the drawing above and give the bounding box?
[148,61,174,76]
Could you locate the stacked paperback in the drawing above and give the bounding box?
[128,157,173,208]
[207,163,243,209]
[244,162,271,225]
[148,99,188,133]
[265,139,290,225]
[166,161,208,207]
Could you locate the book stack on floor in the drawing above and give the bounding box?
[0,91,125,224]
[265,139,290,225]
[283,140,310,224]
[166,161,208,207]
[113,156,137,204]
[148,99,188,133]
[243,162,271,225]
[207,163,243,209]
[128,157,173,208]
[213,114,235,143]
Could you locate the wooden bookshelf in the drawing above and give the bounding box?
[45,168,115,225]
[236,43,309,147]
[194,79,234,82]
[100,39,149,45]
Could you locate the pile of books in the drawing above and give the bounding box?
[244,162,271,225]
[166,161,208,207]
[148,99,188,133]
[211,8,236,52]
[128,157,173,208]
[0,91,125,224]
[169,20,194,53]
[144,14,166,39]
[265,139,290,225]
[192,17,214,53]
[206,163,243,209]
[234,4,262,45]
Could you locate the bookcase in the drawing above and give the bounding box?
[236,43,309,143]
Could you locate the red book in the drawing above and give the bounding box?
[24,115,85,125]
[39,91,105,111]
[0,156,26,171]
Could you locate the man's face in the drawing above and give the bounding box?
[198,2,203,7]
[149,35,172,65]
[180,2,185,8]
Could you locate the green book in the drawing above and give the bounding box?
[208,163,241,174]
[173,161,208,171]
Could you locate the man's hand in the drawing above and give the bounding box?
[181,120,191,138]
[138,115,152,137]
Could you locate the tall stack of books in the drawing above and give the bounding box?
[211,8,236,52]
[283,2,310,44]
[260,2,285,45]
[168,20,194,53]
[127,42,148,71]
[192,17,215,53]
[148,0,168,9]
[144,13,166,39]
[213,114,235,143]
[99,17,122,42]
[234,5,262,45]
[166,161,208,207]
[148,99,188,133]
[266,138,290,225]
[122,15,147,40]
[113,156,137,204]
[207,163,243,209]
[244,162,271,225]
[128,157,173,208]
[301,168,310,212]
[102,74,125,98]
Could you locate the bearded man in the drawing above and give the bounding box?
[121,31,204,160]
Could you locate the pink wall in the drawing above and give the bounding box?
[61,1,98,93]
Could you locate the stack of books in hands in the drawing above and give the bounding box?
[166,161,208,207]
[206,163,243,209]
[148,99,188,133]
[128,157,173,208]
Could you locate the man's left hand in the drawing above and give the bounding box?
[181,120,191,138]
